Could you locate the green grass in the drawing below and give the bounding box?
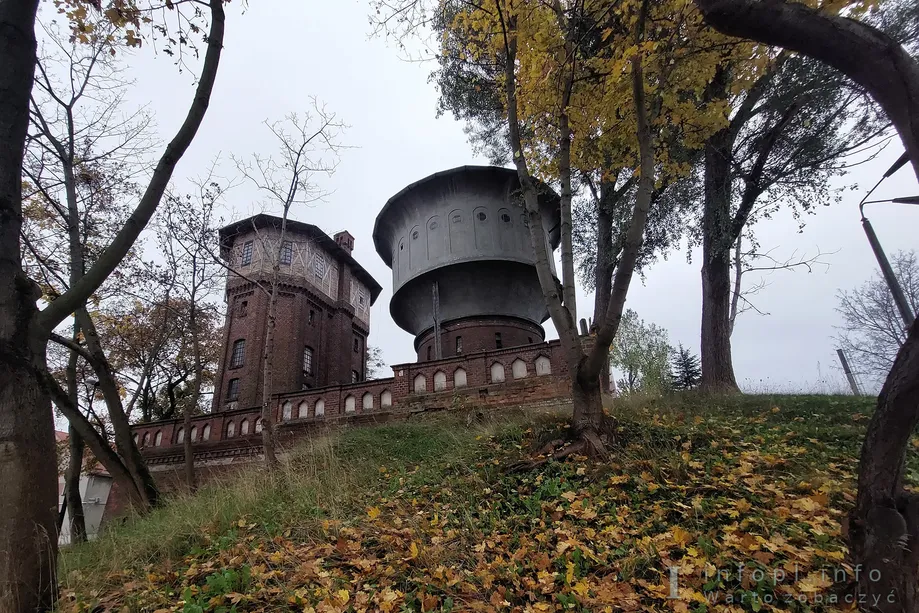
[59,393,901,613]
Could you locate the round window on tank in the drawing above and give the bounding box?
[429,221,438,230]
[412,230,419,240]
[501,213,511,223]
[452,214,462,223]
[477,211,487,222]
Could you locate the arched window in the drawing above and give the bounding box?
[255,418,263,433]
[381,390,392,407]
[227,378,240,402]
[303,346,314,375]
[454,368,467,388]
[240,419,250,435]
[490,362,505,383]
[282,400,292,421]
[190,426,198,442]
[226,421,236,438]
[141,432,150,447]
[133,433,139,444]
[154,431,162,446]
[535,355,552,376]
[344,395,356,413]
[362,392,373,410]
[230,339,246,368]
[413,374,427,393]
[315,399,325,416]
[298,401,309,419]
[434,370,447,391]
[202,424,211,441]
[176,427,185,443]
[512,359,528,379]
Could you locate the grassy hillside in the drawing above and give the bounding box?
[59,394,898,613]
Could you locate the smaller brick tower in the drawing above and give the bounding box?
[212,215,381,411]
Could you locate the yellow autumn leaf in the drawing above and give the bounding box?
[672,526,692,548]
[367,506,381,519]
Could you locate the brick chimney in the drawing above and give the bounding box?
[334,230,355,255]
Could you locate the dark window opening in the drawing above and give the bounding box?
[477,211,487,222]
[351,370,360,383]
[230,339,246,368]
[427,345,432,361]
[227,378,240,401]
[280,240,292,265]
[353,337,359,352]
[495,333,503,349]
[527,337,533,344]
[456,336,463,354]
[303,346,314,375]
[238,300,248,318]
[501,213,511,223]
[412,230,419,240]
[308,309,315,325]
[241,241,253,266]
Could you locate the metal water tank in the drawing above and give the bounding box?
[373,166,560,361]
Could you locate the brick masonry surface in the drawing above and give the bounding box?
[131,337,592,473]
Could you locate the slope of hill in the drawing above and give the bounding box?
[59,394,899,613]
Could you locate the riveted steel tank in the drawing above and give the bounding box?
[373,166,561,361]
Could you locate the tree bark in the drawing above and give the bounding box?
[184,292,201,491]
[0,0,58,610]
[700,125,740,392]
[691,1,919,608]
[63,330,86,544]
[64,426,86,544]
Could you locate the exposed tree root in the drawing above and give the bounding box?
[505,425,612,474]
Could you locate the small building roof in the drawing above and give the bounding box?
[218,214,382,304]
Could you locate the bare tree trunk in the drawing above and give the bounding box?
[184,295,201,491]
[593,180,614,392]
[700,127,740,392]
[260,280,280,467]
[63,330,86,544]
[0,0,59,609]
[729,234,742,337]
[692,1,919,608]
[64,426,86,544]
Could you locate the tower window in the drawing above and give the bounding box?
[495,333,502,349]
[230,338,246,368]
[227,378,240,401]
[353,337,359,353]
[303,346,314,375]
[280,240,292,265]
[238,300,248,318]
[427,345,432,361]
[456,336,463,354]
[352,370,360,383]
[308,309,315,325]
[314,256,325,279]
[477,211,487,221]
[527,337,533,344]
[230,339,246,368]
[358,293,365,307]
[241,241,253,266]
[501,213,511,223]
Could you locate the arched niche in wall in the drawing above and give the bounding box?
[535,355,552,376]
[473,206,493,252]
[434,370,447,391]
[426,215,447,262]
[497,207,515,252]
[448,209,469,257]
[298,400,309,419]
[490,362,506,383]
[315,399,325,416]
[413,373,427,393]
[240,419,250,435]
[344,395,356,413]
[154,431,163,446]
[409,225,424,271]
[381,390,392,407]
[226,421,236,438]
[282,400,292,421]
[512,359,528,379]
[202,424,211,441]
[454,367,467,388]
[190,426,198,442]
[362,392,373,410]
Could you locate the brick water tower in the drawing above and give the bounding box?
[373,166,560,362]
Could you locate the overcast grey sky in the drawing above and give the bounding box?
[95,0,916,393]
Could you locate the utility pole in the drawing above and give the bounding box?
[858,152,917,328]
[836,349,862,396]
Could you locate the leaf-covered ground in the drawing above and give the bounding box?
[61,394,911,613]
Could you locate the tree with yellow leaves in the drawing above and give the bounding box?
[377,0,763,457]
